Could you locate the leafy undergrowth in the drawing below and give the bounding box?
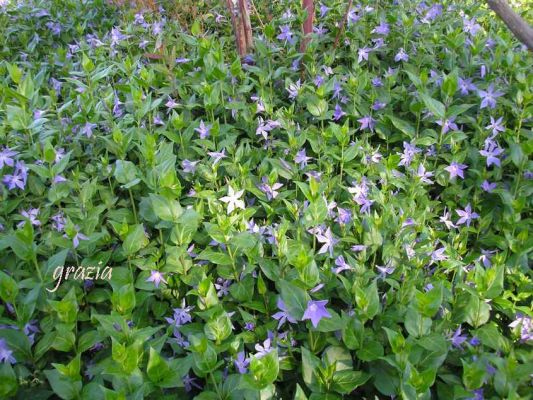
[0,0,532,399]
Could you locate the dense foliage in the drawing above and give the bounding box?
[0,0,532,399]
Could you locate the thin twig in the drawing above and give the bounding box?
[333,0,353,49]
[249,0,265,28]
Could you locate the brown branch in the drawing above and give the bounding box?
[333,0,353,49]
[300,0,314,53]
[486,0,533,51]
[226,0,247,57]
[239,0,254,52]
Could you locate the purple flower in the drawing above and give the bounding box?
[315,227,339,257]
[18,208,40,228]
[372,100,386,111]
[481,180,497,193]
[332,255,351,274]
[439,209,456,229]
[256,118,281,140]
[0,147,17,169]
[294,149,312,169]
[319,3,330,17]
[51,212,66,232]
[3,161,28,190]
[314,75,324,87]
[509,314,533,342]
[207,149,227,165]
[287,79,301,99]
[431,247,448,264]
[373,21,390,35]
[449,326,468,348]
[372,77,383,87]
[479,141,504,167]
[195,120,211,139]
[46,21,61,35]
[445,161,468,179]
[358,116,376,131]
[351,244,366,252]
[272,298,297,329]
[394,48,409,62]
[82,122,97,138]
[463,17,482,36]
[456,204,479,227]
[398,142,422,167]
[166,302,194,327]
[458,77,477,95]
[146,270,167,288]
[165,97,179,109]
[436,117,458,134]
[467,388,484,400]
[333,104,346,121]
[469,336,481,346]
[277,25,295,45]
[357,47,371,63]
[336,207,352,225]
[171,330,189,348]
[154,114,165,126]
[182,374,202,392]
[416,164,434,184]
[485,116,505,136]
[259,177,283,200]
[376,262,395,279]
[478,84,504,109]
[182,159,199,174]
[234,351,250,374]
[152,21,164,36]
[314,24,328,35]
[254,338,273,358]
[110,27,129,46]
[215,278,232,297]
[302,300,331,328]
[479,249,496,268]
[0,339,16,364]
[71,225,89,248]
[244,322,255,331]
[347,8,360,24]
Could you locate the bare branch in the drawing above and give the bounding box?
[486,0,533,51]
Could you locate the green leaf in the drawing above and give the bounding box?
[415,284,443,317]
[150,194,183,222]
[462,360,486,390]
[484,264,504,299]
[306,98,328,117]
[204,312,233,343]
[465,294,491,328]
[342,317,364,350]
[294,383,308,400]
[301,347,321,391]
[122,224,149,256]
[331,370,370,394]
[43,369,82,400]
[405,306,432,337]
[0,271,18,303]
[247,350,279,390]
[389,116,416,138]
[114,160,139,185]
[356,340,384,362]
[278,280,310,320]
[0,364,18,398]
[147,347,171,384]
[420,93,445,119]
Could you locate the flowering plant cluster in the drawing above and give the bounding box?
[0,0,532,399]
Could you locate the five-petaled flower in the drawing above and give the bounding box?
[220,186,245,214]
[303,300,331,328]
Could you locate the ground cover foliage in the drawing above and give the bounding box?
[0,0,532,398]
